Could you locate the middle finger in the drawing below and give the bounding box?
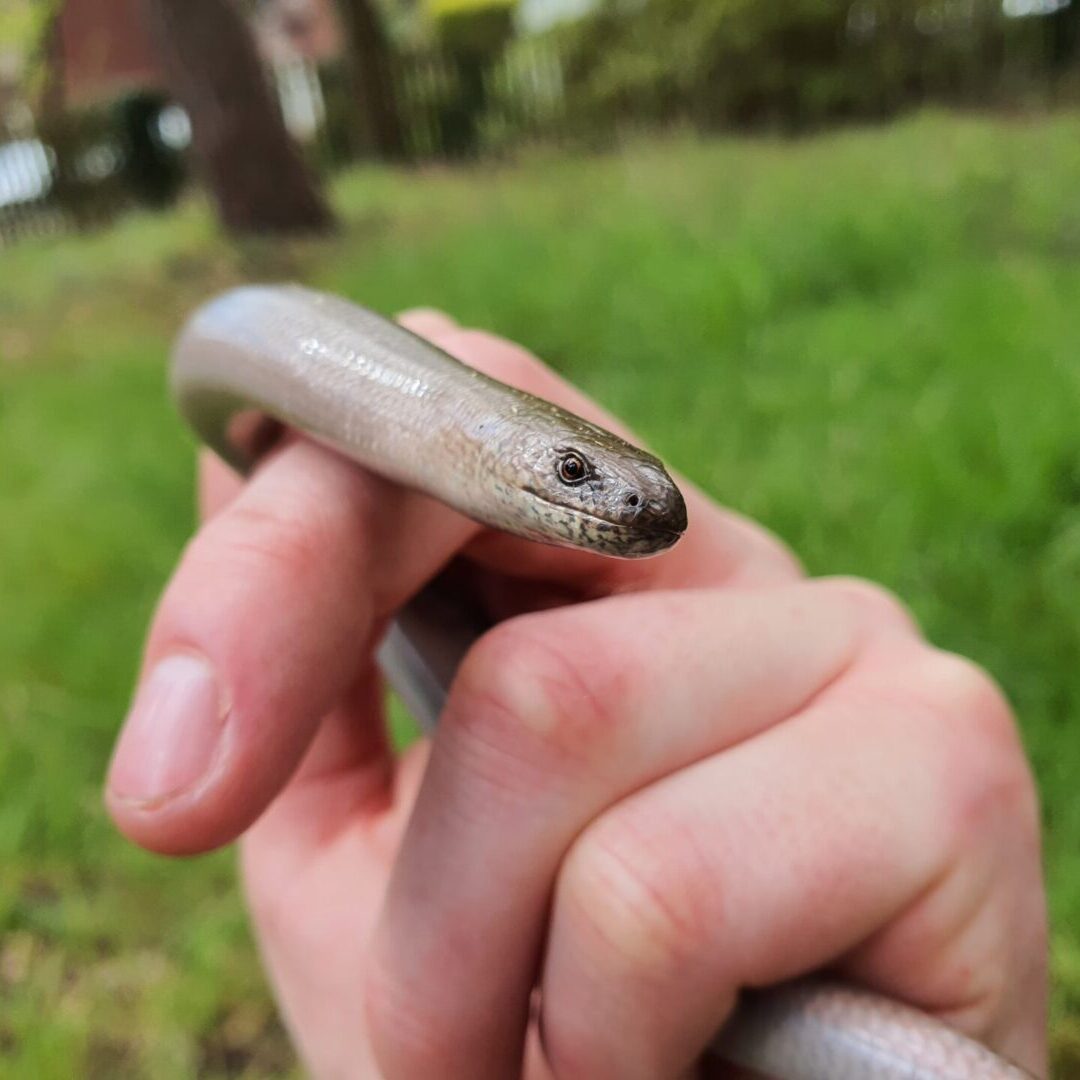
[366,582,910,1079]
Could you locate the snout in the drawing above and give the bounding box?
[619,479,688,538]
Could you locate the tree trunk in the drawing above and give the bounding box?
[141,0,335,235]
[335,0,407,161]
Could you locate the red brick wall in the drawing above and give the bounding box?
[50,0,166,109]
[48,0,344,111]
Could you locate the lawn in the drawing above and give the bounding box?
[2,110,1080,1077]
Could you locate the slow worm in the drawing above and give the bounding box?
[171,284,1034,1080]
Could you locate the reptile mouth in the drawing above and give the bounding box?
[524,488,686,541]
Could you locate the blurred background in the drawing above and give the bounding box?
[2,0,1080,1076]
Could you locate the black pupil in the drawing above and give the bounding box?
[561,455,584,481]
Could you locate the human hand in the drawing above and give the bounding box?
[106,311,1047,1079]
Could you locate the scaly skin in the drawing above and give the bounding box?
[172,285,686,557]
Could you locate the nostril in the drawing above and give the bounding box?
[626,494,640,508]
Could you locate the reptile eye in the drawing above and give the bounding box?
[557,451,589,485]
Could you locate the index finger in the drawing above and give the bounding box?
[108,309,791,855]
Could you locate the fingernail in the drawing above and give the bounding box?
[109,653,227,808]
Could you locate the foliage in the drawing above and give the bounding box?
[0,0,53,62]
[1,113,1080,1076]
[554,0,1046,132]
[425,0,515,57]
[426,0,515,16]
[396,0,514,157]
[0,0,60,102]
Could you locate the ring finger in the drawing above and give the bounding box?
[535,657,1042,1079]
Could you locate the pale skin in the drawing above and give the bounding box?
[106,310,1048,1080]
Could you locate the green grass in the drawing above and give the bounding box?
[3,110,1080,1077]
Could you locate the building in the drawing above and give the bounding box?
[42,0,342,138]
[43,0,165,113]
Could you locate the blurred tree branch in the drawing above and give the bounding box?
[140,0,335,234]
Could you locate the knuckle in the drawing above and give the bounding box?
[396,307,456,336]
[924,651,1019,750]
[749,534,805,584]
[447,617,615,767]
[821,576,919,636]
[440,328,544,387]
[722,521,805,587]
[959,752,1038,845]
[561,808,716,979]
[909,651,1038,844]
